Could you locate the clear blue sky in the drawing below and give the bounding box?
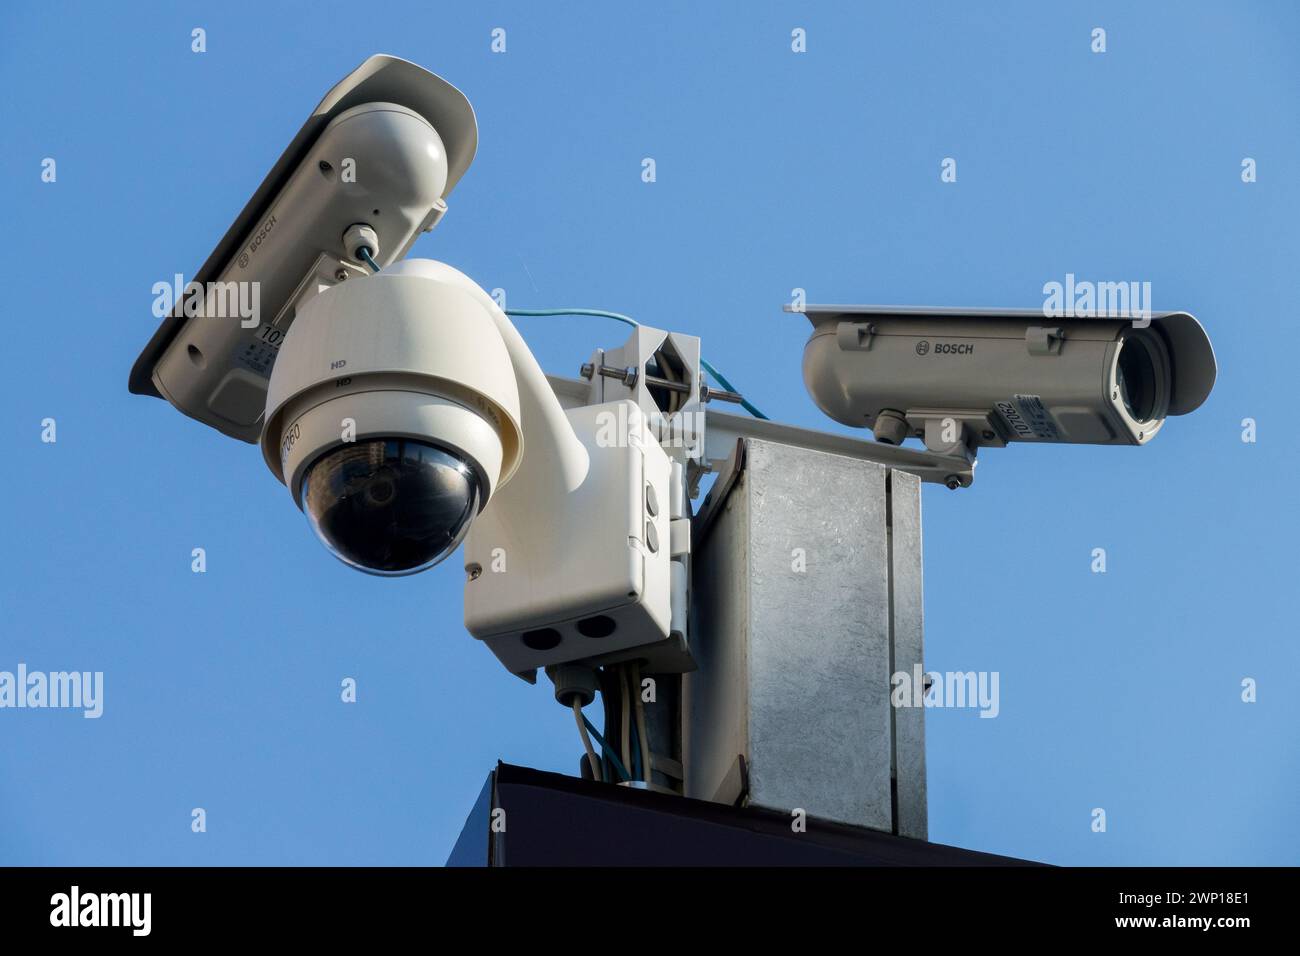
[2,1,1295,866]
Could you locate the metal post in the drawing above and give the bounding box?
[684,437,928,838]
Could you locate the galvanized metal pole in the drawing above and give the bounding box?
[684,437,928,838]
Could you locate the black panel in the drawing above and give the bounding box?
[465,763,1038,867]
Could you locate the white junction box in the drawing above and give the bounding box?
[463,401,685,679]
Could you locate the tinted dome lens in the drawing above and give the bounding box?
[300,439,480,575]
[1116,337,1157,423]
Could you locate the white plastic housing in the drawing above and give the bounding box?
[260,266,523,504]
[464,401,674,678]
[153,103,453,442]
[131,56,480,445]
[260,258,679,678]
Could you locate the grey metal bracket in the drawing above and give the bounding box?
[701,408,974,491]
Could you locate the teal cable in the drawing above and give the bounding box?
[357,247,381,274]
[582,716,632,782]
[508,307,770,420]
[506,308,638,328]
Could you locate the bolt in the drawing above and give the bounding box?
[944,475,961,490]
[466,563,483,581]
[590,363,640,388]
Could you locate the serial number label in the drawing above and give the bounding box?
[996,394,1061,441]
[280,420,302,468]
[233,323,285,377]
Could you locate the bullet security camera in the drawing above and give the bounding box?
[799,305,1216,455]
[128,55,479,443]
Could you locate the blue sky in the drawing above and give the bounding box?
[1,1,1296,865]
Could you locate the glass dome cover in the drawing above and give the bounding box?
[300,438,480,576]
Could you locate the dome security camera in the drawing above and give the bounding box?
[799,306,1216,461]
[261,259,680,678]
[260,260,525,575]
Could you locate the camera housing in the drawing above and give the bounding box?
[799,306,1216,453]
[129,55,478,443]
[259,261,524,574]
[258,259,684,677]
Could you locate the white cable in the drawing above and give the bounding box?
[632,662,652,786]
[573,699,602,782]
[620,666,631,778]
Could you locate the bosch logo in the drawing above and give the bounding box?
[918,340,974,356]
[238,215,278,270]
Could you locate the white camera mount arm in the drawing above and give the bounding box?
[383,260,592,499]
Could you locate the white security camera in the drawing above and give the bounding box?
[259,259,525,575]
[259,259,683,678]
[799,306,1216,455]
[129,56,688,679]
[129,56,478,443]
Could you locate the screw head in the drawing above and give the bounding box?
[944,475,961,490]
[334,268,349,282]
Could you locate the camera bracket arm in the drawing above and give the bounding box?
[544,372,977,491]
[699,409,976,492]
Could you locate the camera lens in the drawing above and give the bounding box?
[300,439,480,575]
[1116,336,1157,423]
